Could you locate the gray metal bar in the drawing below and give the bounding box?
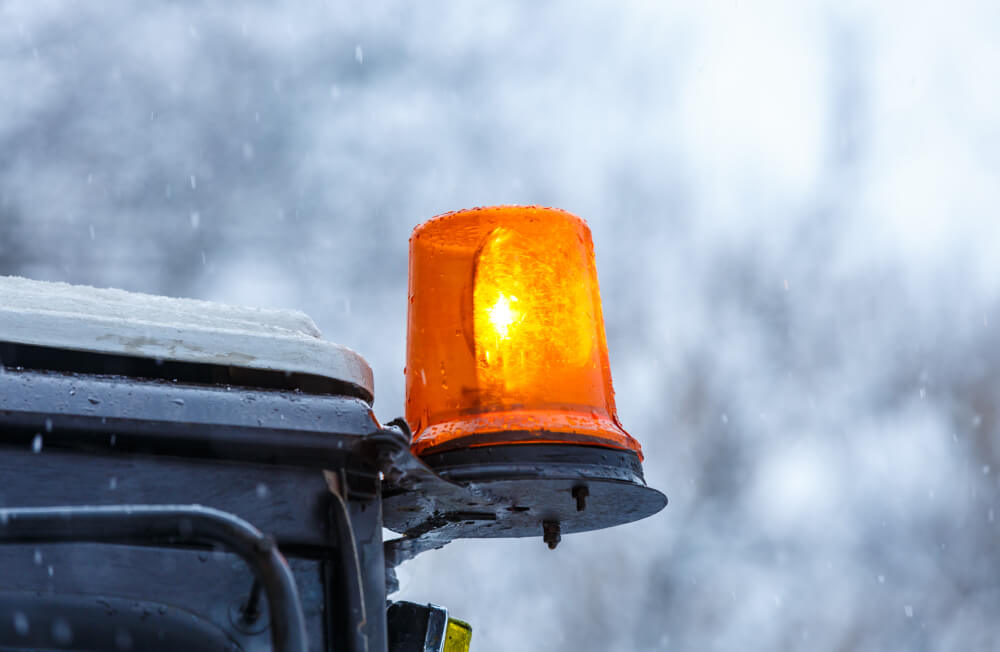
[0,504,308,652]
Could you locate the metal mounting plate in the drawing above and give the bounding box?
[383,445,667,543]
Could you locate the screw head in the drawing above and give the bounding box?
[542,520,561,550]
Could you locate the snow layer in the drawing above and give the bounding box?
[0,275,373,398]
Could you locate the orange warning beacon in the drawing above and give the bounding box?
[387,205,665,550]
[405,205,643,458]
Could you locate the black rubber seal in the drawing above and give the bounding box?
[419,443,645,484]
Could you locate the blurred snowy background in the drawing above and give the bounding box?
[2,0,999,649]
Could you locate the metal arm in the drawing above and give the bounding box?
[0,504,308,652]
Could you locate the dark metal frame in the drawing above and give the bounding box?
[0,344,667,651]
[0,360,390,652]
[0,505,307,652]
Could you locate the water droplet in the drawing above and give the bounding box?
[33,549,42,565]
[189,211,200,229]
[354,44,364,64]
[52,618,72,644]
[31,434,42,453]
[256,483,269,498]
[47,565,54,577]
[904,605,914,618]
[171,398,185,406]
[109,476,118,490]
[12,611,29,636]
[44,418,53,433]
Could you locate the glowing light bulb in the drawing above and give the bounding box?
[485,293,520,340]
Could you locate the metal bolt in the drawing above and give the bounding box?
[543,520,561,550]
[572,485,589,512]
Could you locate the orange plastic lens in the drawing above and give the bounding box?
[405,206,642,458]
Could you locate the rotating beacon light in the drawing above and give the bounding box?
[406,205,644,457]
[398,205,665,548]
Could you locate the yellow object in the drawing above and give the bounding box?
[444,617,473,651]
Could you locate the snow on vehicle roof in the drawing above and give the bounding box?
[0,275,374,399]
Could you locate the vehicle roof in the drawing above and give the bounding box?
[0,275,374,400]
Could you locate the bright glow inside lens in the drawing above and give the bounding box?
[472,225,597,404]
[485,293,520,340]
